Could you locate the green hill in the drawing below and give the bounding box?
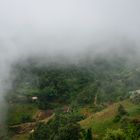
[80,99,140,139]
[10,99,140,140]
[5,56,140,140]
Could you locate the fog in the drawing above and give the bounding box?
[0,0,140,132]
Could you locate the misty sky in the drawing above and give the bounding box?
[0,0,140,77]
[0,0,140,57]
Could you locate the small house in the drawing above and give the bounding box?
[31,96,38,101]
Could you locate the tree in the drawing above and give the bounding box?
[103,129,126,140]
[114,104,128,122]
[126,124,139,140]
[84,128,93,140]
[118,104,128,116]
[54,123,82,140]
[29,114,83,140]
[29,123,49,140]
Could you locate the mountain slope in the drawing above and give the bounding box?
[80,99,140,139]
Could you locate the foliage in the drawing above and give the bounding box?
[103,129,126,140]
[113,104,128,122]
[29,113,83,140]
[125,124,140,140]
[84,128,93,140]
[121,117,140,140]
[7,57,140,139]
[7,104,36,125]
[10,57,140,110]
[29,123,49,140]
[54,123,82,140]
[103,120,140,140]
[80,100,140,139]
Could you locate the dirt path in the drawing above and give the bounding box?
[10,113,55,134]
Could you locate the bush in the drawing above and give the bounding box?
[113,104,128,122]
[29,123,49,140]
[125,124,139,140]
[29,113,83,140]
[54,123,82,140]
[84,128,93,140]
[103,129,126,140]
[21,114,32,123]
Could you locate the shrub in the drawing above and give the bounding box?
[103,129,126,140]
[84,128,93,140]
[54,123,82,140]
[113,104,128,122]
[29,123,49,140]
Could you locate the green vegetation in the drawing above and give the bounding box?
[80,100,140,139]
[10,57,140,109]
[6,57,140,140]
[29,113,83,140]
[103,121,140,140]
[84,128,93,140]
[103,129,126,140]
[7,103,37,125]
[113,104,128,122]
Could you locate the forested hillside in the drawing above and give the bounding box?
[6,56,140,140]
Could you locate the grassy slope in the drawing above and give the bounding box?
[7,103,38,125]
[80,99,140,139]
[11,100,140,140]
[10,113,54,140]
